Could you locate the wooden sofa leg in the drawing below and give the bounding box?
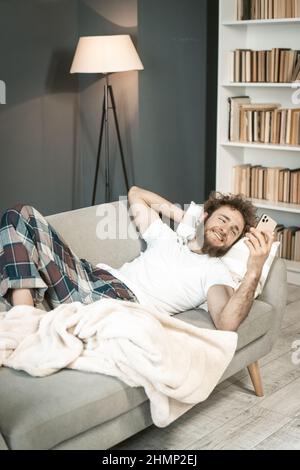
[247,361,264,397]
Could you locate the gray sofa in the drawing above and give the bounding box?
[0,200,287,450]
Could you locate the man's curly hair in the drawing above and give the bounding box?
[204,192,258,239]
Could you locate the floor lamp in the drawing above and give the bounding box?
[70,35,144,204]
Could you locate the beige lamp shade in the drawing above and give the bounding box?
[70,35,144,74]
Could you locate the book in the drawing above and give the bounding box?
[228,96,251,141]
[238,0,300,20]
[295,230,300,261]
[233,164,299,204]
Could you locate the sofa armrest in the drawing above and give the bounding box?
[257,257,287,346]
[0,300,8,313]
[0,432,8,450]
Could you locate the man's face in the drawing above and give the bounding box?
[201,206,245,258]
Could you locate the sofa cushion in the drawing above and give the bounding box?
[46,201,142,268]
[0,298,7,313]
[175,299,274,351]
[0,368,147,450]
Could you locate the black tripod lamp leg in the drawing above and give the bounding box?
[108,86,130,193]
[92,97,106,206]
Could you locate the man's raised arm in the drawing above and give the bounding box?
[207,228,275,332]
[128,186,184,236]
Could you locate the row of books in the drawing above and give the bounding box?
[274,225,300,261]
[228,96,300,145]
[228,97,300,145]
[237,0,300,20]
[230,48,300,83]
[233,164,300,204]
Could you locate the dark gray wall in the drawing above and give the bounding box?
[78,0,217,208]
[0,0,79,216]
[137,0,208,206]
[205,0,219,200]
[0,0,218,215]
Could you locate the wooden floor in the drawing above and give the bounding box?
[114,284,300,450]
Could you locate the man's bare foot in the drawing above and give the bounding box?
[11,288,34,307]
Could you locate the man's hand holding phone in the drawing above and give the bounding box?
[244,214,276,278]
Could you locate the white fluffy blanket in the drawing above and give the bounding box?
[0,299,237,427]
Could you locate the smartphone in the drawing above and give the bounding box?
[256,213,277,233]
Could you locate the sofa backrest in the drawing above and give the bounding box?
[46,200,143,268]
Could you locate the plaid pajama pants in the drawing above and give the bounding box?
[0,204,138,309]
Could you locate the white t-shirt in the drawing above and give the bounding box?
[97,218,235,315]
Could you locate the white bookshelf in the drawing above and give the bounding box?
[222,82,300,87]
[217,0,300,285]
[250,199,300,213]
[221,141,300,151]
[223,18,300,26]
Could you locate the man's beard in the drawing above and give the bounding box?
[201,234,232,258]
